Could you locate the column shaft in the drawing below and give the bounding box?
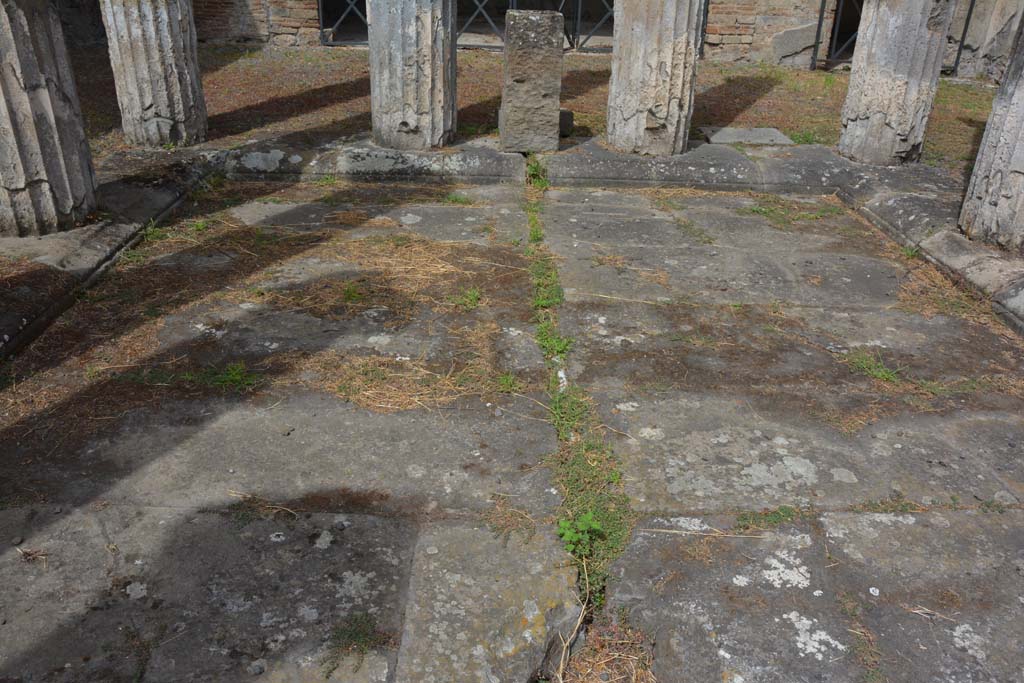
[838,0,955,165]
[960,18,1024,254]
[1,0,96,237]
[367,0,456,150]
[100,0,207,147]
[606,0,704,156]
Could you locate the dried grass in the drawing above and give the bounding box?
[563,618,656,683]
[285,320,503,412]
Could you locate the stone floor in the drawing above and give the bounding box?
[1,180,1022,682]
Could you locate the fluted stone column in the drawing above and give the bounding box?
[1,0,96,237]
[367,0,456,150]
[960,19,1024,254]
[99,0,207,147]
[606,0,704,156]
[838,0,955,165]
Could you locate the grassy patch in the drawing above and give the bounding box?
[321,613,394,676]
[742,195,843,229]
[734,505,803,531]
[526,200,545,244]
[442,192,473,206]
[846,348,901,384]
[118,362,262,393]
[448,286,482,311]
[496,371,522,394]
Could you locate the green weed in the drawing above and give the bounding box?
[321,613,393,676]
[735,505,801,531]
[448,286,482,311]
[536,317,573,361]
[526,155,550,190]
[846,348,901,384]
[496,372,522,394]
[442,192,473,206]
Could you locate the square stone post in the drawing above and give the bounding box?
[959,18,1024,254]
[606,0,705,156]
[499,10,564,153]
[838,0,955,165]
[367,0,456,150]
[1,0,96,237]
[99,0,208,147]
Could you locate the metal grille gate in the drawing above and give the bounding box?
[318,0,617,50]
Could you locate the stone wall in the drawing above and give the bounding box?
[266,0,321,45]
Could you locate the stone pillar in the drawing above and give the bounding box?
[606,0,704,156]
[499,10,563,153]
[99,0,207,147]
[1,0,96,237]
[367,0,456,150]
[838,0,955,165]
[959,18,1024,254]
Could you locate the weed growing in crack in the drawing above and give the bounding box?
[321,613,393,676]
[526,154,550,190]
[443,192,473,206]
[536,317,573,362]
[734,505,803,531]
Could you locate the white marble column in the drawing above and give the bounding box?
[606,0,704,156]
[1,0,96,237]
[367,0,456,150]
[100,0,207,147]
[838,0,955,165]
[960,18,1024,254]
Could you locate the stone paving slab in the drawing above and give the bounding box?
[0,506,415,682]
[395,522,577,683]
[608,510,1024,682]
[821,510,1024,682]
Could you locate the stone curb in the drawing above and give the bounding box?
[541,140,1024,336]
[0,156,215,361]
[222,138,527,185]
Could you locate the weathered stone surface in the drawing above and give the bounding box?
[607,0,704,156]
[0,0,96,237]
[99,0,208,147]
[499,10,563,153]
[771,21,820,66]
[959,17,1024,254]
[367,0,456,150]
[394,523,578,683]
[838,0,955,165]
[700,126,794,145]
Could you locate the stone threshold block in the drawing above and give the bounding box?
[499,10,564,153]
[1,0,96,237]
[100,0,208,147]
[607,0,705,156]
[368,0,457,150]
[838,0,955,165]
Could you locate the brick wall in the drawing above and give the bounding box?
[267,0,322,45]
[194,0,268,43]
[704,0,836,66]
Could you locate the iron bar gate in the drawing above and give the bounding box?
[317,0,618,50]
